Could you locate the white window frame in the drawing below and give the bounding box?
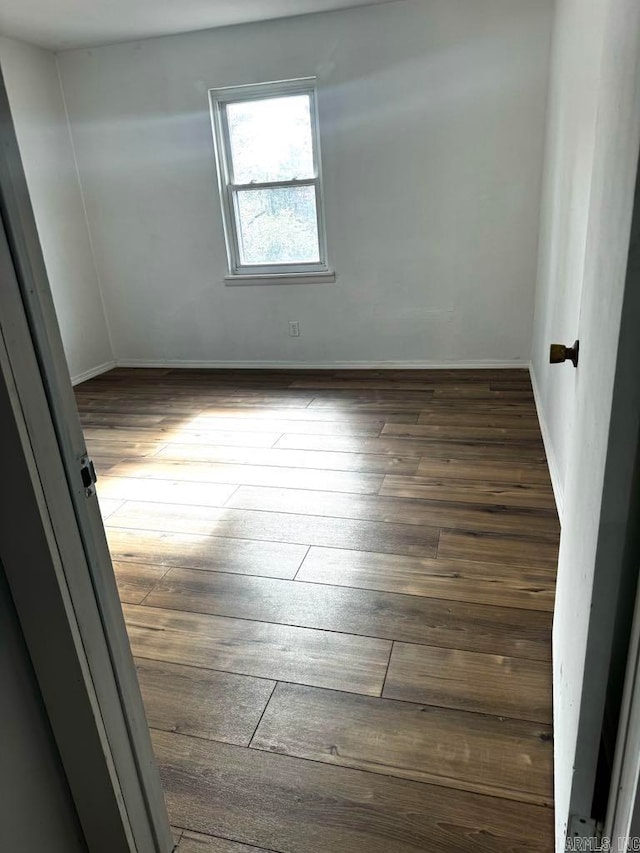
[208,77,333,284]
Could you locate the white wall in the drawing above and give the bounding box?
[0,563,86,852]
[0,36,113,383]
[529,0,609,514]
[56,0,553,367]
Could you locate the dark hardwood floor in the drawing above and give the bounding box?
[75,367,559,853]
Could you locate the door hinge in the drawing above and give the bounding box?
[79,455,97,497]
[566,814,604,851]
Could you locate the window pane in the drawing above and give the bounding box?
[235,186,320,265]
[226,95,314,184]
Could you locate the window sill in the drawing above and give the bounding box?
[224,271,336,287]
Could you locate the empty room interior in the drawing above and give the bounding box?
[1,0,639,851]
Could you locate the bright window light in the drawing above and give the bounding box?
[209,79,331,280]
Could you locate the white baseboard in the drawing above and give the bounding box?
[529,362,564,520]
[115,358,527,370]
[71,360,116,386]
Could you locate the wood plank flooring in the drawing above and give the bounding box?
[76,367,559,852]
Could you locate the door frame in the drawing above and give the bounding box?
[0,70,173,852]
[601,122,640,850]
[606,573,640,847]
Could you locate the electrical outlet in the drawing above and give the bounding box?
[289,321,301,337]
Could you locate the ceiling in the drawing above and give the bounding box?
[0,0,396,51]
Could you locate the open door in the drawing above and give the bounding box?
[0,69,173,852]
[552,2,640,848]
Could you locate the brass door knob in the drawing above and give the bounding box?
[550,340,579,367]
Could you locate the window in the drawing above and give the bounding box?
[209,78,332,283]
